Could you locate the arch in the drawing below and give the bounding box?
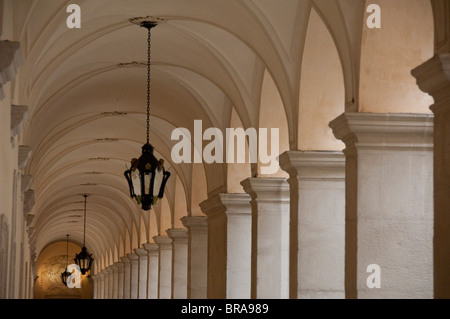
[297,7,345,151]
[226,107,252,193]
[258,69,289,177]
[173,175,188,227]
[359,0,434,113]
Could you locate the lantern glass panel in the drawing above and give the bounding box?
[131,169,141,196]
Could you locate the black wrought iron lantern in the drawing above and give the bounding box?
[60,234,71,286]
[74,194,94,275]
[124,20,170,211]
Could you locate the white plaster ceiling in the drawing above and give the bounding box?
[12,0,368,268]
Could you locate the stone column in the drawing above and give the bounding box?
[181,216,208,299]
[92,274,98,299]
[200,193,252,299]
[143,243,159,299]
[93,274,99,299]
[412,53,450,298]
[98,272,105,299]
[111,264,118,299]
[329,112,434,299]
[128,253,139,299]
[105,267,112,299]
[109,266,115,299]
[96,274,102,299]
[154,235,173,299]
[241,177,290,299]
[279,151,345,299]
[120,256,131,299]
[115,262,124,299]
[167,228,188,299]
[135,248,148,299]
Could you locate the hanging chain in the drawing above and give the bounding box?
[146,25,151,144]
[66,234,69,266]
[137,21,157,144]
[83,194,87,247]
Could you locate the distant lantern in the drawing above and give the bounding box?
[60,234,71,286]
[124,20,170,211]
[74,194,94,275]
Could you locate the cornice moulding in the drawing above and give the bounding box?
[329,113,434,151]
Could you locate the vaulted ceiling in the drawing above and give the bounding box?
[9,0,433,270]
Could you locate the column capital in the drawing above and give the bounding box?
[279,151,345,181]
[219,193,251,212]
[153,235,172,249]
[329,112,434,152]
[200,193,252,222]
[120,256,130,264]
[127,253,139,263]
[11,105,29,139]
[411,53,450,114]
[134,248,148,258]
[143,242,159,254]
[114,261,124,269]
[167,228,188,243]
[240,177,289,202]
[181,216,208,233]
[0,40,22,100]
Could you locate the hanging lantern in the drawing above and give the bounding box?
[124,21,170,211]
[60,234,71,286]
[74,194,94,275]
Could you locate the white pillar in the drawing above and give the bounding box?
[98,272,105,299]
[200,193,252,299]
[92,274,98,299]
[241,177,290,299]
[279,151,345,299]
[111,264,118,299]
[128,253,139,299]
[109,266,115,299]
[154,235,173,299]
[330,112,434,299]
[181,216,208,299]
[143,243,159,299]
[92,275,97,299]
[105,267,112,299]
[135,248,148,299]
[167,228,188,299]
[412,53,450,298]
[115,262,124,299]
[120,256,131,299]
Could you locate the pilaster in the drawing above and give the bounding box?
[181,216,208,299]
[154,235,173,299]
[241,177,290,299]
[412,53,450,298]
[143,243,159,299]
[135,248,148,299]
[115,262,124,299]
[105,266,113,299]
[120,256,131,299]
[127,253,139,299]
[329,112,434,299]
[279,151,345,299]
[200,193,252,299]
[167,228,188,299]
